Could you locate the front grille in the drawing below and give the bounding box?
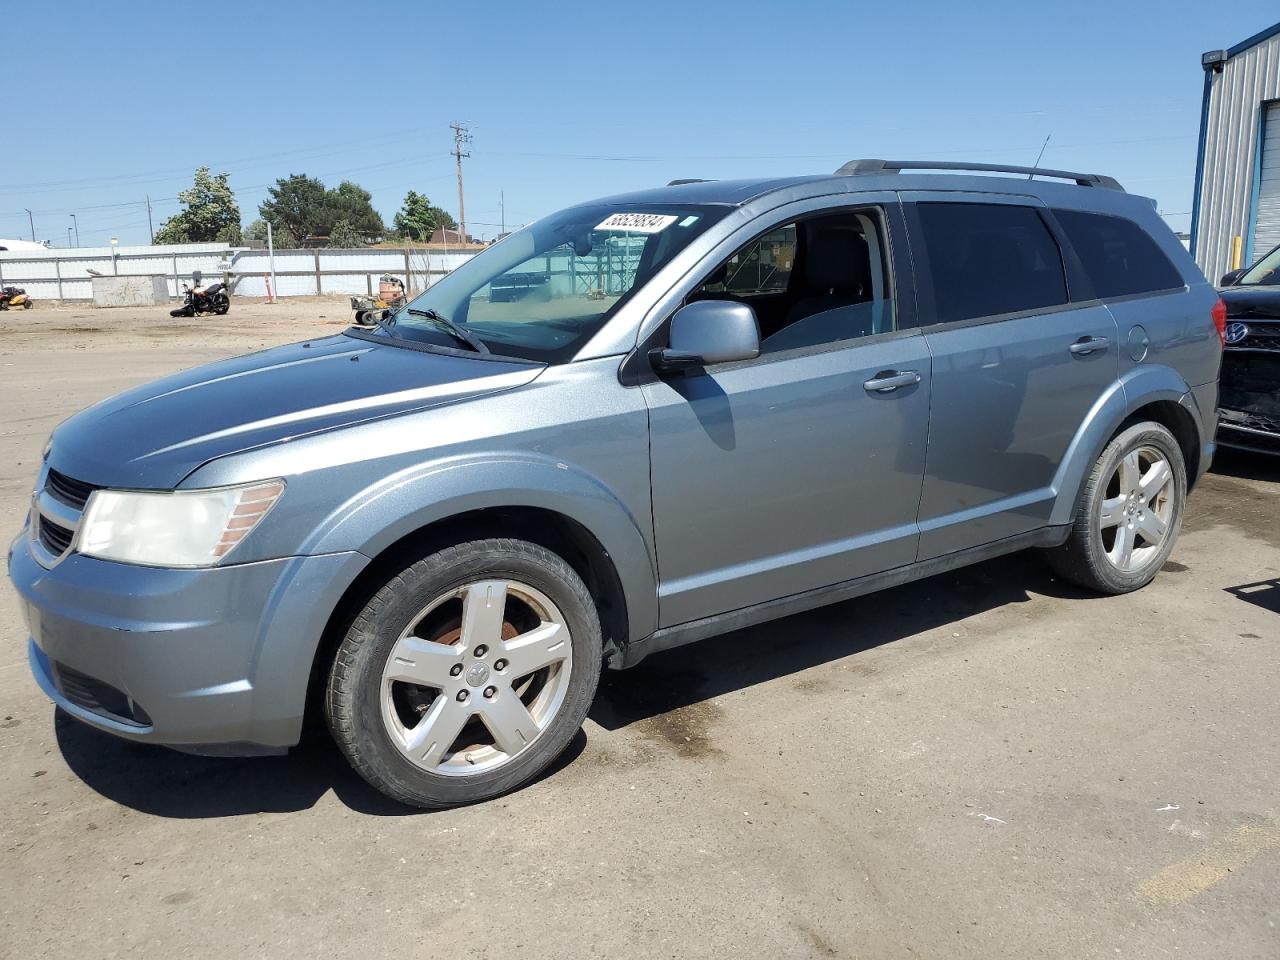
[37,515,74,555]
[53,662,151,727]
[1231,333,1280,352]
[45,467,98,509]
[1220,411,1280,435]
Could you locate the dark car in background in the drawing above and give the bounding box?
[1218,243,1280,455]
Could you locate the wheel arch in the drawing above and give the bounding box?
[1050,366,1203,526]
[299,463,652,735]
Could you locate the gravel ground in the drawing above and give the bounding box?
[2,299,1278,959]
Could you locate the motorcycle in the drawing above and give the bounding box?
[0,285,33,310]
[170,281,230,317]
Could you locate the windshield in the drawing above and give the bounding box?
[1239,244,1280,286]
[371,202,729,362]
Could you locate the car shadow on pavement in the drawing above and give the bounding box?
[52,708,587,818]
[53,552,1080,815]
[591,551,1087,731]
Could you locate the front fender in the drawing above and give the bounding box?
[299,453,659,642]
[1048,364,1197,526]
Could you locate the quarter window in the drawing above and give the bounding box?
[914,202,1069,324]
[1053,209,1184,298]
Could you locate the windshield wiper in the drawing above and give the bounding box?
[407,308,490,354]
[373,310,399,340]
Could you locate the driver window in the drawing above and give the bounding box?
[691,209,895,354]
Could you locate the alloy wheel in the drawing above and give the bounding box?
[379,579,572,776]
[1098,445,1175,572]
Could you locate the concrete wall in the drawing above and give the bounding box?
[91,275,169,307]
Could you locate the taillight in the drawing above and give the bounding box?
[1211,297,1227,345]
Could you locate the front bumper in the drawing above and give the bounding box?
[1217,412,1280,456]
[9,529,365,753]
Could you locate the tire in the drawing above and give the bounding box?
[1044,421,1186,594]
[21,299,32,309]
[213,294,229,315]
[170,306,193,318]
[326,538,602,808]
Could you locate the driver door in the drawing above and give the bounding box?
[642,201,932,627]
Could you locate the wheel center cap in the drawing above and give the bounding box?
[466,662,490,687]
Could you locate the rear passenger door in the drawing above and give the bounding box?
[903,194,1120,559]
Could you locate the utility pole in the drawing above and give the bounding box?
[500,190,505,237]
[70,213,79,247]
[24,208,34,242]
[450,122,471,245]
[67,227,73,248]
[146,195,155,244]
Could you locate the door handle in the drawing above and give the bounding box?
[1069,336,1109,356]
[863,370,921,393]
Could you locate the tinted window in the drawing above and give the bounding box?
[1054,209,1184,298]
[915,202,1068,324]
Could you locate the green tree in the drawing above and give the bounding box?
[242,219,269,244]
[326,218,363,248]
[244,219,297,248]
[325,181,384,240]
[394,190,457,241]
[259,174,384,245]
[153,167,240,244]
[258,174,327,245]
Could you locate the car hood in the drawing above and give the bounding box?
[1219,285,1280,320]
[48,334,543,488]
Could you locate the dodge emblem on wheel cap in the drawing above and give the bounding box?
[1224,321,1249,345]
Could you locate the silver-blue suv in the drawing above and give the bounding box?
[10,160,1224,807]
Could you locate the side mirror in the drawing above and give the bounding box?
[1219,268,1246,287]
[650,299,760,371]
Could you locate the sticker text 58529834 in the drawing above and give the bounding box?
[594,213,679,234]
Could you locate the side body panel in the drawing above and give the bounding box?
[643,333,931,626]
[184,356,659,642]
[901,192,1122,559]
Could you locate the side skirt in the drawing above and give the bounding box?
[616,525,1070,669]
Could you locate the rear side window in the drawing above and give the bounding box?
[1053,209,1184,299]
[914,202,1068,324]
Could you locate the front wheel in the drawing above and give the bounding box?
[21,299,32,309]
[1044,421,1186,594]
[326,539,602,808]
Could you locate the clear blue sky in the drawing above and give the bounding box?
[4,1,1277,246]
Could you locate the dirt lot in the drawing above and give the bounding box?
[2,300,1279,959]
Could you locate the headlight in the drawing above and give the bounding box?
[78,480,285,568]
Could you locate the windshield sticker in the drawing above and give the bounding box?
[595,212,678,233]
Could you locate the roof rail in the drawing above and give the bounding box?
[667,178,711,186]
[834,159,1124,191]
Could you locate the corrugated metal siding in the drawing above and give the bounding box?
[1254,101,1280,256]
[1195,29,1280,281]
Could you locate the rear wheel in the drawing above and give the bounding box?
[326,539,602,808]
[213,293,229,315]
[1044,421,1185,594]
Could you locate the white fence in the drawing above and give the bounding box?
[0,243,477,302]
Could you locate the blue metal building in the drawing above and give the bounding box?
[1191,21,1280,283]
